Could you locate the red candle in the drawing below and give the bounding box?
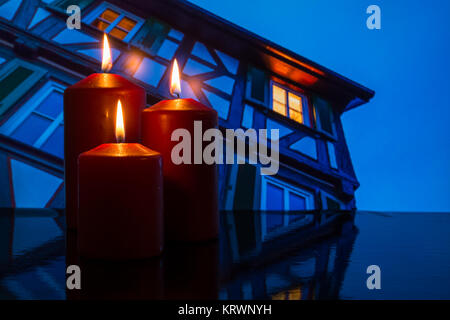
[78,101,163,259]
[64,35,145,230]
[141,60,219,242]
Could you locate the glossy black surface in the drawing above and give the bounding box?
[0,208,358,300]
[4,209,450,299]
[0,208,356,300]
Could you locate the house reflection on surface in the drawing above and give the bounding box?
[219,210,357,299]
[0,208,356,300]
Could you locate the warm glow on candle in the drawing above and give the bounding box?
[115,100,125,143]
[102,34,113,72]
[170,59,181,97]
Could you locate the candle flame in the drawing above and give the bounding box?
[170,59,181,97]
[115,100,125,143]
[102,34,112,72]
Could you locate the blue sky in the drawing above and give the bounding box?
[190,0,450,212]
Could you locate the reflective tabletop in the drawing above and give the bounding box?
[0,208,356,300]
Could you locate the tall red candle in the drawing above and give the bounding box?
[78,101,163,259]
[141,60,219,242]
[64,35,145,230]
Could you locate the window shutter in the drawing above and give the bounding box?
[0,59,47,117]
[326,197,341,210]
[48,0,94,13]
[312,95,334,135]
[233,164,257,210]
[246,65,268,105]
[131,18,170,55]
[232,164,258,254]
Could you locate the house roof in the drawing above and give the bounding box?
[128,0,375,112]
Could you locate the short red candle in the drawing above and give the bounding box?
[64,35,145,230]
[78,143,163,259]
[142,98,219,242]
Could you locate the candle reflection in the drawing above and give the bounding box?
[67,230,163,300]
[163,241,220,299]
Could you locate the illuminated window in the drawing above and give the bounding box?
[272,85,286,116]
[85,2,144,42]
[288,92,303,123]
[272,287,302,300]
[271,83,310,126]
[0,81,66,158]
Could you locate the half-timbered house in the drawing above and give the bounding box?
[0,0,374,232]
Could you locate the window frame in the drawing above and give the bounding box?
[312,96,337,138]
[245,65,269,106]
[0,80,66,156]
[260,176,315,239]
[320,191,342,210]
[0,59,47,117]
[84,1,145,43]
[326,141,338,170]
[318,191,343,225]
[270,80,312,128]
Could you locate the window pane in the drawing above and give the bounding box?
[92,19,110,31]
[249,67,267,102]
[109,27,128,40]
[117,16,137,31]
[288,92,303,123]
[288,193,306,222]
[313,96,333,135]
[272,85,286,104]
[288,92,302,112]
[327,142,338,169]
[99,9,119,23]
[265,182,284,232]
[0,66,33,101]
[273,101,287,116]
[319,107,333,134]
[11,114,51,145]
[289,193,306,210]
[35,91,63,119]
[289,109,303,123]
[41,125,64,158]
[266,182,284,210]
[272,85,287,116]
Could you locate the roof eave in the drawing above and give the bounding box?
[125,0,375,110]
